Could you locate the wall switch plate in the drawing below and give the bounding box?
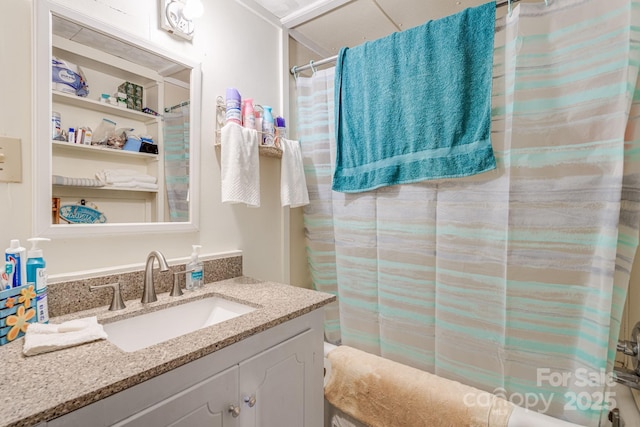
[0,137,22,183]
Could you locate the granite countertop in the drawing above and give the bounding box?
[0,277,335,427]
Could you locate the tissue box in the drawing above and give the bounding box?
[0,284,37,345]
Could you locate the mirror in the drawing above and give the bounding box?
[34,1,201,237]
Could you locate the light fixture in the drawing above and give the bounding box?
[160,0,204,40]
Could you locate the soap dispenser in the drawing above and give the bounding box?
[26,237,51,323]
[186,245,203,291]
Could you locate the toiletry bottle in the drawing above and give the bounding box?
[254,109,263,137]
[242,99,255,130]
[262,105,275,146]
[2,261,13,290]
[26,238,51,323]
[225,87,242,125]
[186,245,203,291]
[275,116,286,139]
[52,111,62,140]
[5,240,26,288]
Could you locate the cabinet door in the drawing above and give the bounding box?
[113,365,239,427]
[238,329,317,427]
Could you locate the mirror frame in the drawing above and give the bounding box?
[34,1,201,237]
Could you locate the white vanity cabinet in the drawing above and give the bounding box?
[46,310,324,427]
[112,366,239,427]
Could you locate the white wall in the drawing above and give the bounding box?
[0,0,288,282]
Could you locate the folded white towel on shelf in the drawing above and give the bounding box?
[110,181,159,190]
[101,175,157,184]
[23,316,108,356]
[52,174,105,187]
[96,169,157,185]
[221,122,260,207]
[280,138,309,208]
[135,181,158,190]
[101,168,147,177]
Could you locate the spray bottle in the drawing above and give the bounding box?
[242,98,256,130]
[186,245,203,291]
[262,105,275,146]
[27,238,51,323]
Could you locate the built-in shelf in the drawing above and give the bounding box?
[52,140,158,160]
[214,131,283,159]
[214,142,283,159]
[52,90,160,123]
[53,184,158,193]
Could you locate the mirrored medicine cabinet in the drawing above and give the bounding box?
[34,1,202,237]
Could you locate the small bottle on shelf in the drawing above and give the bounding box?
[242,99,255,130]
[225,87,242,125]
[275,116,286,140]
[262,105,275,146]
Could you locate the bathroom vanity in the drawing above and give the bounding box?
[0,277,335,427]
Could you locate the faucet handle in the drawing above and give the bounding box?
[171,269,193,297]
[90,282,126,311]
[616,340,638,357]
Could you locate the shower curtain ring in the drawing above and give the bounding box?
[310,60,317,76]
[292,65,299,80]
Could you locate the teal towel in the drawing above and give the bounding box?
[333,2,497,193]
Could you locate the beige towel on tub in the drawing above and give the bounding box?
[325,346,514,427]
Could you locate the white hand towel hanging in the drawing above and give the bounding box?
[221,122,260,207]
[280,138,309,208]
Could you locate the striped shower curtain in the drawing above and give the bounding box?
[163,103,190,222]
[297,0,640,425]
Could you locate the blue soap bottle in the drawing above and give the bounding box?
[27,237,51,323]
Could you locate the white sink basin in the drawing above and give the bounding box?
[103,297,256,352]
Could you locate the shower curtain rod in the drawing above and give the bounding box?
[290,0,520,75]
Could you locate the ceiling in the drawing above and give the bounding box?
[253,0,534,58]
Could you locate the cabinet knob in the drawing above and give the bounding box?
[244,395,256,407]
[228,404,241,418]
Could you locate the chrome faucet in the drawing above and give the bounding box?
[614,321,640,391]
[141,250,169,303]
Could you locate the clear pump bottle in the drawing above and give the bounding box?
[186,245,203,291]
